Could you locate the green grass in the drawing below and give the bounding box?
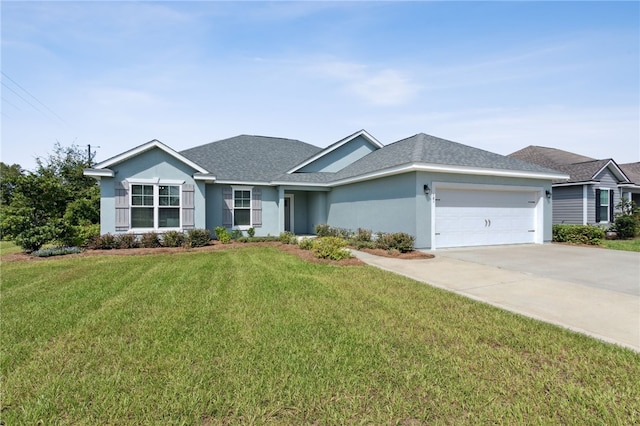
[0,240,22,255]
[601,238,640,252]
[2,247,639,424]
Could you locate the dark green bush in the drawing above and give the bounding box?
[311,236,351,260]
[115,233,139,249]
[86,233,117,250]
[247,227,256,238]
[354,228,373,242]
[375,232,415,253]
[613,215,639,239]
[187,229,211,247]
[552,224,605,245]
[162,230,185,247]
[215,226,231,244]
[231,229,243,240]
[140,232,161,248]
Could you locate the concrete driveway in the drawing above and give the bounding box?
[352,244,640,352]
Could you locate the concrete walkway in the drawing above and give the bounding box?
[351,248,640,352]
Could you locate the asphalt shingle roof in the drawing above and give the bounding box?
[620,162,640,185]
[180,133,563,185]
[508,145,628,184]
[180,135,321,182]
[328,133,561,181]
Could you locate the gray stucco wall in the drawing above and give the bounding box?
[327,172,420,242]
[98,148,205,234]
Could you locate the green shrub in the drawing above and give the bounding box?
[115,233,139,249]
[315,224,351,238]
[552,224,605,245]
[73,224,100,247]
[231,229,243,240]
[298,237,315,250]
[86,233,117,250]
[215,226,231,244]
[140,232,161,248]
[162,230,185,247]
[32,246,82,257]
[354,228,373,242]
[375,232,415,253]
[279,231,296,244]
[247,227,256,238]
[613,215,639,239]
[312,237,351,260]
[353,240,376,250]
[187,229,211,247]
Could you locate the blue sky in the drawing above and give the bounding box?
[2,1,639,171]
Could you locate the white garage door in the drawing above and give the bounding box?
[435,187,539,249]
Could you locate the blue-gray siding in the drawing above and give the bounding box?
[552,186,584,225]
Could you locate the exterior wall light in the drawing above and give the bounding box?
[545,190,552,199]
[424,184,430,195]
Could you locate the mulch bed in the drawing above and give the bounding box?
[2,241,434,265]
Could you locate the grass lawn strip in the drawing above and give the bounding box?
[2,247,639,424]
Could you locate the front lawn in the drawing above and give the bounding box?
[2,247,639,424]
[601,238,640,252]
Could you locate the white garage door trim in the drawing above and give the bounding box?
[430,182,544,250]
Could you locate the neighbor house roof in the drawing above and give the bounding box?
[508,146,630,184]
[620,163,640,185]
[180,135,321,183]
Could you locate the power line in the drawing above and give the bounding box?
[1,71,69,125]
[1,81,45,114]
[1,96,21,110]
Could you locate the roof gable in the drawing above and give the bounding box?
[90,139,209,174]
[288,129,383,173]
[620,162,640,185]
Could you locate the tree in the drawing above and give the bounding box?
[0,143,100,251]
[613,198,639,239]
[0,162,24,207]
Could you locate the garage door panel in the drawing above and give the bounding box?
[435,187,538,249]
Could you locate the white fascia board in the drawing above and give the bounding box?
[269,180,331,188]
[193,173,216,182]
[552,180,598,187]
[286,129,384,174]
[84,168,114,178]
[328,163,569,187]
[93,140,209,174]
[618,183,640,189]
[215,180,272,186]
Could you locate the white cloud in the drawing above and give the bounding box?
[309,60,421,106]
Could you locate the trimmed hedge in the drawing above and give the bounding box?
[552,224,605,245]
[311,237,351,261]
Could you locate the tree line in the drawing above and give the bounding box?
[0,143,100,252]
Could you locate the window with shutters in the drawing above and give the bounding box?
[223,186,262,229]
[131,183,181,229]
[595,188,613,223]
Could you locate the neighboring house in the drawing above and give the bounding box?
[84,130,566,249]
[508,146,640,226]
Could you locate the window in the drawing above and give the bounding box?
[222,186,262,229]
[131,184,181,229]
[233,189,251,226]
[596,188,613,223]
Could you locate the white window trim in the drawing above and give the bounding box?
[129,182,183,232]
[231,185,253,230]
